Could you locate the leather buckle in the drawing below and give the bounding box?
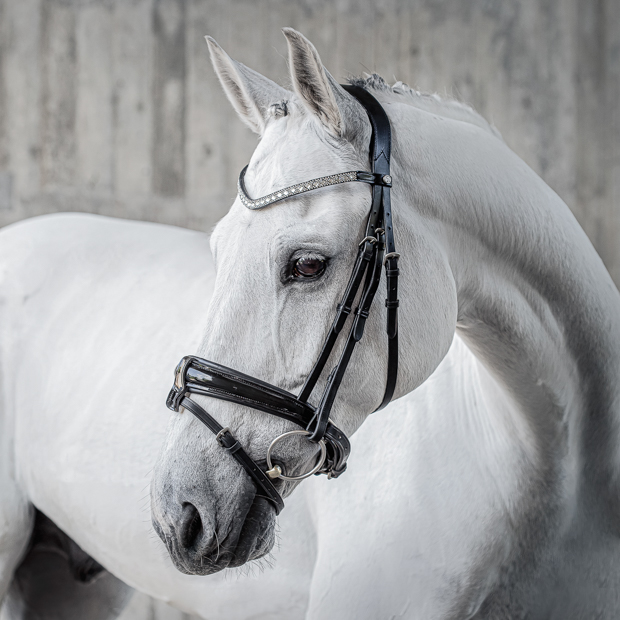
[384,252,400,265]
[215,427,232,446]
[216,428,242,454]
[359,236,377,247]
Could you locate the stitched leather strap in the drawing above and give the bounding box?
[307,227,386,440]
[180,397,285,514]
[298,238,376,402]
[375,252,399,410]
[168,356,352,511]
[342,85,399,413]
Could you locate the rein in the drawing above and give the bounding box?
[166,86,399,514]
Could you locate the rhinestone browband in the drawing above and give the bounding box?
[237,165,392,210]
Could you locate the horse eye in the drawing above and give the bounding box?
[293,256,326,279]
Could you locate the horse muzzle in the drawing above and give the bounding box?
[152,481,276,575]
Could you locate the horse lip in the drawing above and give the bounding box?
[227,496,276,567]
[202,495,276,570]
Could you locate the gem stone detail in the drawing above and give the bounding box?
[238,170,361,210]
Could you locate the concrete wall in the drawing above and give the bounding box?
[0,1,618,617]
[0,0,619,281]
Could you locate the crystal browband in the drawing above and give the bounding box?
[237,165,392,210]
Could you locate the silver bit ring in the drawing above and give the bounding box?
[265,430,327,481]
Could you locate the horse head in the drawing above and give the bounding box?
[151,29,457,575]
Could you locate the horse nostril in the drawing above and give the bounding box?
[179,503,203,551]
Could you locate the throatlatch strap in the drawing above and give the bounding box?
[376,250,399,410]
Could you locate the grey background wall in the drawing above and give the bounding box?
[0,0,619,281]
[0,0,618,617]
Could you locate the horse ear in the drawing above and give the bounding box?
[205,36,290,136]
[282,28,363,140]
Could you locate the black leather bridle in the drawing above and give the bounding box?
[167,86,399,515]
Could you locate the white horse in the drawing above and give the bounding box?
[0,215,516,620]
[1,27,619,619]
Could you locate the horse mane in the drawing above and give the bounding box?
[348,74,503,140]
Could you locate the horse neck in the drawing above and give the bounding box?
[392,100,620,510]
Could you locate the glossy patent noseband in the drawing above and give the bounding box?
[167,86,399,514]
